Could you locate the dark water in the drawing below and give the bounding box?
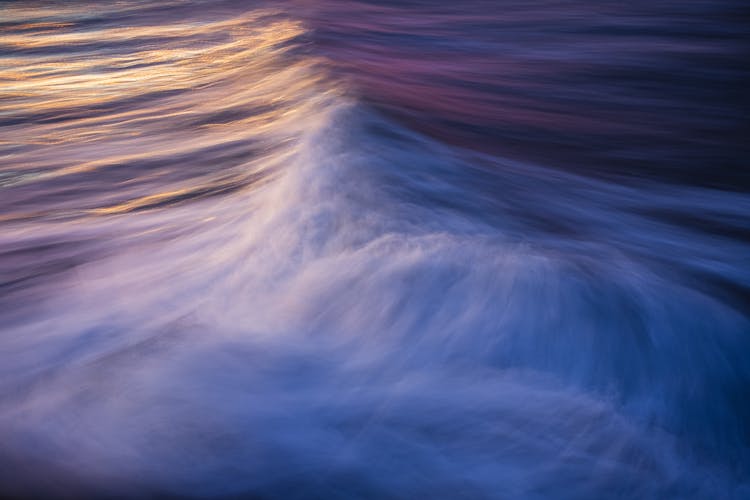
[0,1,748,498]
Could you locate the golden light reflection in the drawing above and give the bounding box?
[0,3,335,219]
[0,15,307,112]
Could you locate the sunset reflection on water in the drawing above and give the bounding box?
[0,4,326,221]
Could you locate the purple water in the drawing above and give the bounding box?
[0,1,748,498]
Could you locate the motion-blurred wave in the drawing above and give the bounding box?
[0,1,748,498]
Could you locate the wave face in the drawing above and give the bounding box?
[0,1,748,498]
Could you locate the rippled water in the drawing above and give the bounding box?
[1,1,748,498]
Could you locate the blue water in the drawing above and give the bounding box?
[0,1,748,498]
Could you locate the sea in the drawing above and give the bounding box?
[0,1,748,498]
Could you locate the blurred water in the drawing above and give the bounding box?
[0,1,748,498]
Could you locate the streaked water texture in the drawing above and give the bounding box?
[0,1,748,498]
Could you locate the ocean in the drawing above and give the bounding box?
[0,1,748,497]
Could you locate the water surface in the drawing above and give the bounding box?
[0,1,748,498]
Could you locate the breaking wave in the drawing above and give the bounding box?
[0,1,748,498]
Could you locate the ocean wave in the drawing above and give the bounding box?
[0,1,748,498]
